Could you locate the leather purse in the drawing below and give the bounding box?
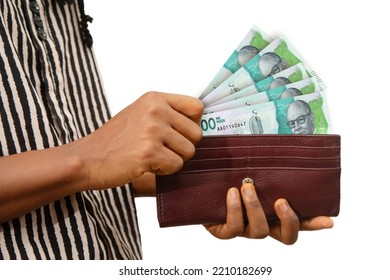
[156,134,341,227]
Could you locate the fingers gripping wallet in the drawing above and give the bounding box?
[156,135,341,227]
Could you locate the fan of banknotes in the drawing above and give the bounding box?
[199,26,330,136]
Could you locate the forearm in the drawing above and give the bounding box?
[0,139,157,223]
[0,143,88,223]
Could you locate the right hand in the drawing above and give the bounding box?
[73,91,203,190]
[205,184,334,243]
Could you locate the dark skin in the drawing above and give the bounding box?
[0,91,332,242]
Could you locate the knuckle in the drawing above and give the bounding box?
[282,212,299,225]
[228,224,244,237]
[192,126,203,143]
[160,153,184,174]
[194,99,205,114]
[283,238,298,245]
[146,103,165,118]
[171,157,184,173]
[139,141,158,161]
[176,154,185,167]
[144,122,160,137]
[228,202,242,214]
[143,91,160,100]
[245,199,262,211]
[150,155,183,175]
[251,226,269,239]
[184,144,196,160]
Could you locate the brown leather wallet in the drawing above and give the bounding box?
[156,134,341,227]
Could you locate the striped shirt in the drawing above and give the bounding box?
[0,0,142,259]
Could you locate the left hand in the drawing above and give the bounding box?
[204,183,333,244]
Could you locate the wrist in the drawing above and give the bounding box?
[63,137,97,193]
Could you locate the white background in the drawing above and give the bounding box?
[9,0,386,278]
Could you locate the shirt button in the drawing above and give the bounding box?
[29,1,40,14]
[37,27,47,41]
[33,14,43,28]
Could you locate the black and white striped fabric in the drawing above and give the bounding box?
[0,0,142,259]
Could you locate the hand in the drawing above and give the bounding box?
[204,183,333,244]
[73,91,203,190]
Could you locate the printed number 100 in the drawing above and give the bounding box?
[200,118,216,131]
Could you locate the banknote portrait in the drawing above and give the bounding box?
[259,52,288,77]
[280,88,303,99]
[237,45,260,66]
[269,77,291,89]
[286,100,315,134]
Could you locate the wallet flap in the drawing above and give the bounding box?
[157,167,340,227]
[156,134,341,228]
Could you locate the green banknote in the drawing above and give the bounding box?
[202,35,325,106]
[201,92,330,135]
[207,63,308,107]
[199,26,272,100]
[203,78,320,114]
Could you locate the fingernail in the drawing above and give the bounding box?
[229,188,238,199]
[243,184,254,197]
[278,200,289,213]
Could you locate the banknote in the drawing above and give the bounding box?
[198,26,272,100]
[203,78,320,114]
[207,63,309,107]
[202,35,325,106]
[201,92,330,135]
